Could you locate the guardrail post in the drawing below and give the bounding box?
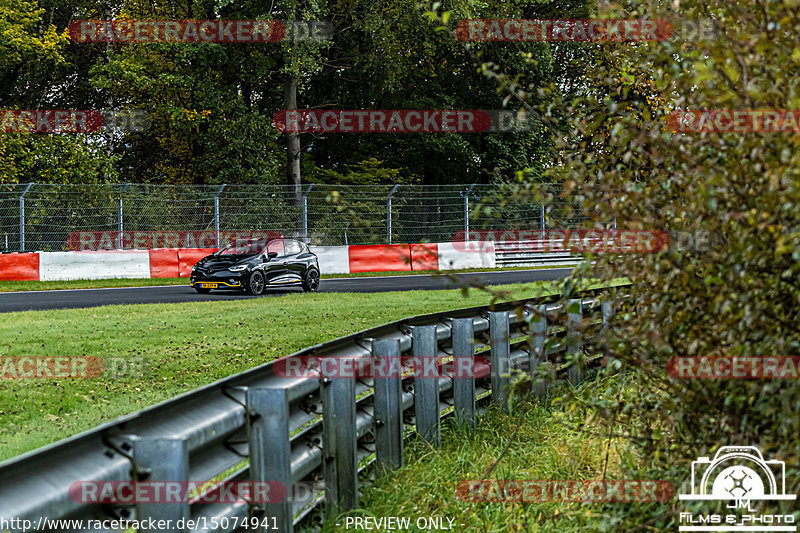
[602,301,613,358]
[412,325,440,446]
[452,318,476,428]
[322,370,357,515]
[132,436,189,532]
[247,386,294,533]
[373,339,404,470]
[567,299,583,385]
[530,305,548,398]
[488,311,510,413]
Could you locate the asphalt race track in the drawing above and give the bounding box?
[0,268,573,313]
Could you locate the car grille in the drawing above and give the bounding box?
[197,263,236,275]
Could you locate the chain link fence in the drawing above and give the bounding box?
[0,183,588,251]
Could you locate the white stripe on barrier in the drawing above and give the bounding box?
[309,245,351,274]
[437,242,496,270]
[39,251,151,281]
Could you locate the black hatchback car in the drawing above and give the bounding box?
[190,238,320,295]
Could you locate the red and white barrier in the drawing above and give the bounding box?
[0,253,39,281]
[437,242,496,269]
[39,251,151,281]
[0,241,505,281]
[310,245,350,274]
[347,244,413,273]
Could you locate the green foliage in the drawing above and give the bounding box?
[1,0,573,186]
[0,0,67,71]
[478,0,800,528]
[0,135,118,183]
[309,158,411,185]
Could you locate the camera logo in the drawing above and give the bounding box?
[680,447,795,503]
[678,446,796,533]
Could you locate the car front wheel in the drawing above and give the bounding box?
[302,268,320,292]
[246,271,266,295]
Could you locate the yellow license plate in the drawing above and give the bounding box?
[200,283,218,288]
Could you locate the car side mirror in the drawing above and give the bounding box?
[267,251,278,260]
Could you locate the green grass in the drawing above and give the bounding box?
[0,277,189,292]
[0,282,556,461]
[322,265,573,278]
[0,265,575,292]
[320,377,655,533]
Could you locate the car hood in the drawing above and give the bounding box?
[196,254,256,271]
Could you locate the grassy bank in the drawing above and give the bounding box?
[321,375,664,533]
[0,282,555,461]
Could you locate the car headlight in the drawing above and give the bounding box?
[228,264,248,272]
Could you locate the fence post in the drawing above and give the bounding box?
[452,318,476,428]
[214,184,227,248]
[387,184,399,244]
[373,339,404,470]
[488,311,510,413]
[530,305,548,398]
[540,204,545,231]
[412,325,440,446]
[246,386,294,533]
[18,183,32,252]
[462,184,476,238]
[302,184,314,243]
[132,436,189,532]
[567,299,583,385]
[322,370,357,515]
[118,183,130,249]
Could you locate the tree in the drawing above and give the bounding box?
[468,0,800,529]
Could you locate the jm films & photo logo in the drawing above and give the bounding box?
[678,446,797,532]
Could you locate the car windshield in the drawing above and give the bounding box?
[215,238,268,256]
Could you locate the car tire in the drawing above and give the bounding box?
[194,287,212,294]
[302,267,320,292]
[247,271,266,296]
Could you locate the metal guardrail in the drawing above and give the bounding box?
[494,240,582,267]
[494,238,616,267]
[0,285,627,533]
